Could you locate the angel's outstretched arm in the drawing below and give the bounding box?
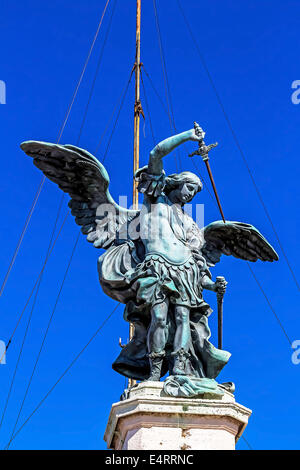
[148,128,201,175]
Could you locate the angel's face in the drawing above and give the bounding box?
[169,182,199,205]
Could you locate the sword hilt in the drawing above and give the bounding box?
[189,122,218,161]
[194,121,205,141]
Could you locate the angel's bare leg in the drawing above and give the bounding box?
[147,300,169,380]
[147,300,169,352]
[174,306,191,351]
[172,305,191,375]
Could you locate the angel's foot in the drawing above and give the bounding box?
[171,348,190,376]
[147,351,165,381]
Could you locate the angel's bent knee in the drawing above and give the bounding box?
[151,307,167,328]
[175,307,190,325]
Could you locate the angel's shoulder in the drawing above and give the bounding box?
[135,166,165,199]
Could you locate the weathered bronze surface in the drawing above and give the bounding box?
[21,126,278,397]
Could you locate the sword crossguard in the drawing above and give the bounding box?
[189,122,218,160]
[189,142,218,160]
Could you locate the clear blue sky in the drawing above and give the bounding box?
[0,0,299,450]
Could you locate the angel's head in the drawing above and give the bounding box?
[165,171,202,204]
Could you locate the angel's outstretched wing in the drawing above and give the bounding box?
[201,220,278,266]
[21,141,139,249]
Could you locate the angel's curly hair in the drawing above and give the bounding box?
[164,171,202,195]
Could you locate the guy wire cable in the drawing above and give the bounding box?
[1,0,118,428]
[2,0,119,359]
[145,3,293,350]
[77,0,117,146]
[5,231,81,449]
[0,197,68,428]
[152,0,181,172]
[176,0,300,292]
[0,0,111,298]
[4,303,120,449]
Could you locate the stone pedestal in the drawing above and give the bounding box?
[104,381,251,450]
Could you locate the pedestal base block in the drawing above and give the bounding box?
[104,381,252,450]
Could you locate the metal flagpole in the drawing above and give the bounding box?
[133,0,142,210]
[128,0,142,388]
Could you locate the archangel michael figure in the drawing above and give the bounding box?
[21,126,278,397]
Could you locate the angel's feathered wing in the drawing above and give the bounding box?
[199,220,278,266]
[21,141,139,249]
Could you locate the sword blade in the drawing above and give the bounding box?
[204,160,226,223]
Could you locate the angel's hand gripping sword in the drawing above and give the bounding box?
[189,122,225,223]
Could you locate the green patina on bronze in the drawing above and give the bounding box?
[21,126,278,398]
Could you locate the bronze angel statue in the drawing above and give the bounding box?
[21,126,278,397]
